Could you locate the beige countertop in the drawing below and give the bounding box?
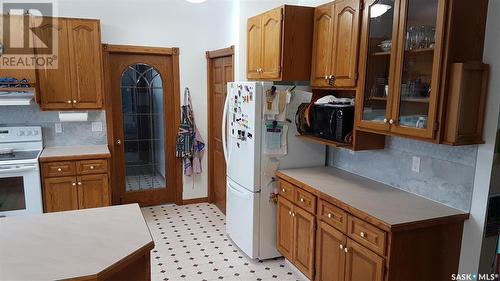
[277,167,468,229]
[40,145,110,162]
[0,204,154,281]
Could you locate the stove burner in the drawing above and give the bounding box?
[0,150,40,162]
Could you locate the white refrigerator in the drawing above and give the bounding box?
[223,82,325,260]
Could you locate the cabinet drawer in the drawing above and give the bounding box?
[279,180,295,202]
[77,159,108,175]
[294,188,316,214]
[348,216,387,256]
[42,162,76,177]
[318,199,347,232]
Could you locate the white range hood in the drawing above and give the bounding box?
[0,90,35,106]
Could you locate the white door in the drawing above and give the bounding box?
[225,178,260,259]
[226,82,263,192]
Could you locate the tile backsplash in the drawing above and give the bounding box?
[328,137,478,212]
[0,104,107,147]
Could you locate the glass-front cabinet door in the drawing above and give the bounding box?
[357,0,399,132]
[391,0,445,138]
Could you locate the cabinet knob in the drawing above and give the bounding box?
[78,182,82,185]
[389,119,394,125]
[329,75,334,79]
[116,139,122,145]
[73,100,77,104]
[57,168,62,172]
[360,232,366,238]
[72,182,76,186]
[327,213,332,218]
[67,100,72,104]
[90,166,95,170]
[344,247,348,253]
[339,244,343,250]
[324,76,328,80]
[383,118,388,124]
[289,211,292,216]
[282,188,285,192]
[292,213,295,217]
[300,198,305,202]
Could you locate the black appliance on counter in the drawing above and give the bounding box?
[311,103,355,143]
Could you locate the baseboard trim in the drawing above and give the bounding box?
[182,197,209,205]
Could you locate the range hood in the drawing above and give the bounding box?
[0,90,35,105]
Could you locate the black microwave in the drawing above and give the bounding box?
[311,103,355,143]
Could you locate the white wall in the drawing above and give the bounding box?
[57,0,237,200]
[459,0,500,273]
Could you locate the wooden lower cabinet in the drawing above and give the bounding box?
[277,197,294,260]
[316,221,346,281]
[78,174,110,209]
[344,239,384,281]
[42,158,111,213]
[43,176,79,212]
[293,206,315,279]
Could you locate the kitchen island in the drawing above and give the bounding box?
[0,204,154,281]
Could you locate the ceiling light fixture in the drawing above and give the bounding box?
[370,4,392,18]
[186,0,207,3]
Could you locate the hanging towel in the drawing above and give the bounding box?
[176,88,205,176]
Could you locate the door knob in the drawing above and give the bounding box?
[116,139,122,145]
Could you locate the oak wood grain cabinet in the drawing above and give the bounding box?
[36,17,104,110]
[41,157,110,212]
[247,5,314,81]
[276,171,468,281]
[310,0,361,88]
[355,0,489,145]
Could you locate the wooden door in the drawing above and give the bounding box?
[344,239,384,281]
[331,0,360,87]
[77,174,110,209]
[36,17,74,109]
[43,176,78,212]
[390,0,446,139]
[67,19,103,109]
[310,4,335,87]
[260,7,283,80]
[106,46,180,206]
[293,206,316,280]
[247,15,262,79]
[316,221,346,281]
[207,47,234,214]
[277,197,294,260]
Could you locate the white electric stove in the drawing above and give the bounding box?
[0,126,43,217]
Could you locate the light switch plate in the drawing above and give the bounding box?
[412,156,421,173]
[55,123,62,134]
[92,122,103,132]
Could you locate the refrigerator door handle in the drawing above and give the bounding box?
[222,90,230,163]
[228,182,251,200]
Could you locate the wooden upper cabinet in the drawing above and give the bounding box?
[68,19,104,109]
[331,0,361,87]
[316,221,346,281]
[277,197,294,260]
[311,4,334,87]
[260,8,283,79]
[246,5,314,81]
[344,239,384,281]
[247,15,262,80]
[36,17,104,110]
[36,18,74,109]
[310,0,360,88]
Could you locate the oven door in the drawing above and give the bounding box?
[0,163,43,216]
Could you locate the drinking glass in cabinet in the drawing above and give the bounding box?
[361,0,395,123]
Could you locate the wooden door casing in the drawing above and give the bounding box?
[260,7,283,79]
[293,206,315,280]
[344,239,385,281]
[331,0,360,88]
[77,174,110,209]
[43,176,78,213]
[207,46,234,214]
[36,18,74,109]
[247,16,262,79]
[310,3,334,87]
[277,197,294,260]
[316,221,346,281]
[68,19,104,109]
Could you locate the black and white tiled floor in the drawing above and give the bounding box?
[142,203,307,281]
